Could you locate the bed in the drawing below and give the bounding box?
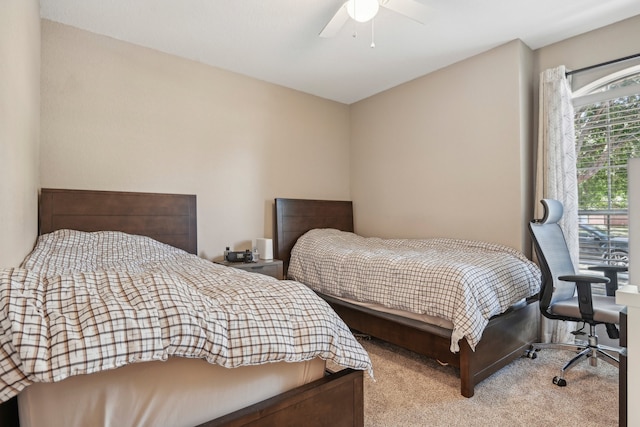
[274,198,541,398]
[0,189,372,427]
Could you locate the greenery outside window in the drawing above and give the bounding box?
[573,67,640,283]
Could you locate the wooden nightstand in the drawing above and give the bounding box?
[214,258,284,280]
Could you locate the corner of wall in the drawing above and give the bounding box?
[0,0,40,267]
[518,40,535,257]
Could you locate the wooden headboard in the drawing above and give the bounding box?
[39,189,197,254]
[274,198,353,276]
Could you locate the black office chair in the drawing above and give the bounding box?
[526,199,625,386]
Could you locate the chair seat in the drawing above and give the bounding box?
[550,296,624,324]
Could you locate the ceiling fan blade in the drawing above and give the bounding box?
[381,0,429,24]
[319,2,350,38]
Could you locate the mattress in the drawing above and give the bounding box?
[0,229,372,402]
[288,228,541,351]
[18,356,325,427]
[0,230,372,427]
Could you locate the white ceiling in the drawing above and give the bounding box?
[39,0,640,104]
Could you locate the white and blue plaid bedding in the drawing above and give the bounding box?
[287,229,541,352]
[0,230,372,402]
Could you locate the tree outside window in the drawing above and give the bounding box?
[574,71,640,278]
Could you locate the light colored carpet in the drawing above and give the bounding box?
[358,338,619,427]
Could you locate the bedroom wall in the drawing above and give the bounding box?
[534,14,640,86]
[0,0,40,267]
[39,14,640,261]
[349,14,640,254]
[40,20,351,260]
[349,40,534,252]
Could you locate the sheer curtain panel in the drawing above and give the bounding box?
[535,65,579,342]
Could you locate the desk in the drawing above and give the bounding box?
[617,286,640,426]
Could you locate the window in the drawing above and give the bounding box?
[573,67,640,284]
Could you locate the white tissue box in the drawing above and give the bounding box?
[256,238,273,260]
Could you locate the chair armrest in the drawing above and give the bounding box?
[588,265,627,296]
[588,265,628,273]
[558,274,610,284]
[558,274,610,321]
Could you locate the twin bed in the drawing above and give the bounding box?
[274,198,541,398]
[0,189,371,427]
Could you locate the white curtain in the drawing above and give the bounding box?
[535,65,579,343]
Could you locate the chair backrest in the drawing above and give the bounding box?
[528,199,577,315]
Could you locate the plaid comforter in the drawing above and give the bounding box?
[0,230,372,402]
[288,229,541,352]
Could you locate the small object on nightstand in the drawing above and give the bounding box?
[214,258,284,280]
[225,250,253,263]
[256,238,274,260]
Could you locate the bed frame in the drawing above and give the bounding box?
[0,189,364,427]
[274,197,540,398]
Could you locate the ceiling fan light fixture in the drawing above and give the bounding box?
[346,0,379,23]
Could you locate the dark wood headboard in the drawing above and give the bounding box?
[274,198,353,276]
[39,189,197,254]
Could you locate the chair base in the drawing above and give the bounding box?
[525,332,621,386]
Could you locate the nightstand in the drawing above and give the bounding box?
[214,258,284,280]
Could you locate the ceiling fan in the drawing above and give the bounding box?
[319,0,430,38]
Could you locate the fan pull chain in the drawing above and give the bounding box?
[352,14,358,39]
[371,18,375,48]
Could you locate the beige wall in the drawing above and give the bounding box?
[40,21,351,259]
[0,0,40,267]
[534,14,640,82]
[350,40,534,252]
[38,14,640,261]
[349,14,640,254]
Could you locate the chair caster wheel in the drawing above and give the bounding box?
[553,376,567,387]
[524,349,538,359]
